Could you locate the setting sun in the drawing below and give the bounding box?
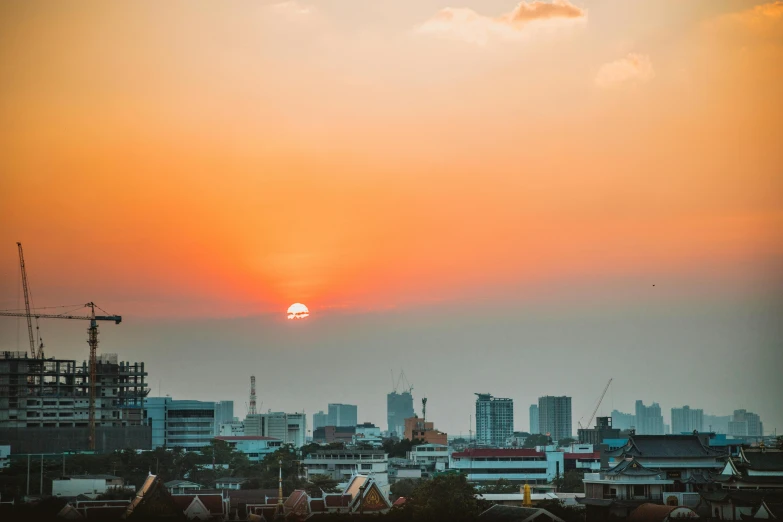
[287,303,310,320]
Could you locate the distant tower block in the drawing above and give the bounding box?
[249,375,257,415]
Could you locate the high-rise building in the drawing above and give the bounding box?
[703,414,732,434]
[475,393,514,447]
[635,400,664,435]
[327,403,357,427]
[214,401,234,436]
[671,406,703,434]
[729,409,763,437]
[611,410,635,431]
[529,405,539,434]
[145,397,216,449]
[538,396,572,442]
[387,391,414,436]
[313,411,327,430]
[244,412,307,447]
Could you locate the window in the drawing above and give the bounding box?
[633,485,645,497]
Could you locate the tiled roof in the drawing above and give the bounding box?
[171,494,224,514]
[452,449,543,458]
[607,458,663,477]
[164,479,202,488]
[324,494,352,507]
[478,504,565,522]
[742,449,783,471]
[309,499,325,512]
[614,435,726,458]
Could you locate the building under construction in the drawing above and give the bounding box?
[0,351,151,453]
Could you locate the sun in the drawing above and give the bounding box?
[287,303,310,320]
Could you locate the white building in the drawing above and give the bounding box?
[409,444,450,471]
[303,450,389,496]
[214,436,283,461]
[218,421,245,436]
[450,448,565,484]
[145,397,217,449]
[244,412,307,448]
[53,475,129,498]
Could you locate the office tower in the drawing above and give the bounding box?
[145,397,216,449]
[538,396,572,442]
[214,401,234,436]
[387,391,414,436]
[244,411,307,447]
[730,409,763,437]
[671,406,704,434]
[611,410,635,431]
[327,403,358,427]
[635,400,664,435]
[529,404,539,434]
[313,411,327,430]
[475,393,514,447]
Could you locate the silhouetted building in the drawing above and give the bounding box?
[327,403,357,427]
[635,400,664,435]
[313,411,327,431]
[578,416,620,445]
[538,396,572,442]
[671,406,703,434]
[611,409,635,431]
[387,391,414,436]
[728,409,763,437]
[529,405,539,434]
[475,394,514,447]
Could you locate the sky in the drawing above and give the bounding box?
[1,0,782,437]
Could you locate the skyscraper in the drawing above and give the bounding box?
[313,411,327,430]
[327,403,357,427]
[214,401,235,436]
[475,393,514,447]
[635,400,664,435]
[611,410,635,431]
[671,406,704,434]
[529,404,539,434]
[729,409,763,437]
[538,396,572,442]
[387,391,415,436]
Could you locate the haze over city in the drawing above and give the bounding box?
[2,0,782,437]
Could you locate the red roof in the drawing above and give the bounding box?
[324,494,352,507]
[310,499,325,512]
[214,436,280,441]
[171,494,225,514]
[452,448,543,458]
[393,497,407,507]
[564,452,601,460]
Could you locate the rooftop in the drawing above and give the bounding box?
[453,448,543,458]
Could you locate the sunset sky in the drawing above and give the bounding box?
[1,0,782,436]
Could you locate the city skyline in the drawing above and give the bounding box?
[2,0,782,438]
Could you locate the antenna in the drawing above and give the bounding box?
[249,376,257,415]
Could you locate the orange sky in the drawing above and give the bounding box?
[1,0,781,317]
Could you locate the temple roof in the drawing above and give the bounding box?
[741,448,783,472]
[607,458,664,477]
[607,435,726,459]
[478,504,566,522]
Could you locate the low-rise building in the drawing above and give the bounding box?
[214,435,283,461]
[244,411,307,448]
[303,450,389,495]
[409,443,450,471]
[449,448,564,484]
[313,425,355,444]
[0,445,9,469]
[53,475,129,498]
[145,397,217,450]
[505,432,530,448]
[215,477,248,490]
[164,480,204,495]
[404,416,448,446]
[218,420,244,437]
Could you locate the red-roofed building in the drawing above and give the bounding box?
[171,493,228,520]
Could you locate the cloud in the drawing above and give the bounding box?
[706,1,783,41]
[417,0,586,45]
[267,1,313,17]
[594,53,655,88]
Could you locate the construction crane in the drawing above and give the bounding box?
[0,302,122,450]
[578,378,613,429]
[16,242,44,359]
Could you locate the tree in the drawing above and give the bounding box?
[390,478,419,499]
[305,474,340,497]
[556,470,585,493]
[403,473,485,522]
[536,499,585,522]
[558,437,577,448]
[522,434,551,448]
[477,479,518,494]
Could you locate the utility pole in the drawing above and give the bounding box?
[26,455,30,496]
[40,454,43,495]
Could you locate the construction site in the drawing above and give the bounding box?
[0,243,151,453]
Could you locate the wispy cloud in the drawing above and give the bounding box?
[595,53,654,88]
[417,0,586,45]
[706,1,783,40]
[267,1,313,17]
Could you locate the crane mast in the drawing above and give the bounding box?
[585,378,613,430]
[17,242,38,359]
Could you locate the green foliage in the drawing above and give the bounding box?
[555,470,585,493]
[477,478,518,494]
[558,437,577,447]
[536,499,586,522]
[382,438,425,458]
[389,478,419,499]
[402,473,485,522]
[305,473,341,497]
[522,434,552,448]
